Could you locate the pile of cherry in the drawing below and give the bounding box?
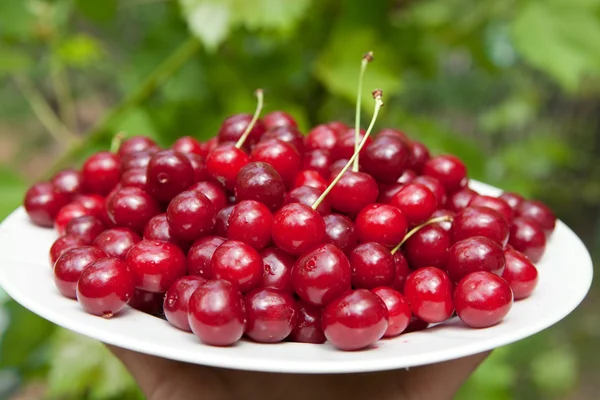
[23,91,555,351]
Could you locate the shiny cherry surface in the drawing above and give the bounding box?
[332,129,370,161]
[404,224,452,270]
[189,181,228,212]
[250,139,301,185]
[50,235,86,265]
[499,192,525,211]
[212,240,263,293]
[214,205,233,237]
[117,136,158,158]
[172,136,205,156]
[391,252,410,293]
[447,187,478,213]
[107,186,160,234]
[126,239,187,293]
[93,227,141,260]
[261,125,305,154]
[24,182,70,227]
[187,236,226,278]
[362,135,411,183]
[349,242,395,289]
[143,213,188,249]
[328,171,378,215]
[508,217,547,263]
[446,236,506,283]
[408,141,430,173]
[502,247,538,300]
[303,149,332,178]
[452,206,510,248]
[323,214,357,254]
[272,203,326,256]
[234,162,285,211]
[164,276,207,332]
[218,113,266,146]
[517,200,556,236]
[285,185,330,216]
[292,170,328,192]
[355,204,407,248]
[404,267,454,323]
[289,301,326,344]
[389,183,437,226]
[121,150,155,172]
[371,286,411,337]
[120,168,147,189]
[186,153,208,182]
[422,154,467,193]
[146,150,194,202]
[54,246,107,299]
[227,200,273,250]
[81,152,121,196]
[65,215,105,244]
[263,111,298,130]
[55,203,92,235]
[51,169,82,198]
[413,175,447,208]
[259,247,294,292]
[166,190,216,242]
[244,287,298,343]
[304,124,338,152]
[205,145,249,190]
[469,195,513,223]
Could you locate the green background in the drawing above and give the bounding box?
[0,0,599,398]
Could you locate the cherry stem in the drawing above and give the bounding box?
[235,89,264,149]
[110,132,126,153]
[390,215,454,255]
[312,90,384,211]
[353,52,373,173]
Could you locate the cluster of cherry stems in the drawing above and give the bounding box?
[23,59,556,351]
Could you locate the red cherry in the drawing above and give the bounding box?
[404,267,454,323]
[164,276,207,331]
[517,200,556,236]
[76,257,135,318]
[106,186,160,234]
[413,175,447,208]
[227,200,273,250]
[291,243,351,307]
[121,150,155,172]
[212,240,263,293]
[129,289,165,316]
[328,171,378,215]
[65,215,105,244]
[355,204,407,248]
[502,248,538,300]
[404,317,430,333]
[261,125,305,155]
[143,213,189,249]
[323,214,357,254]
[452,206,509,248]
[469,195,513,223]
[327,121,350,136]
[332,129,371,161]
[303,149,332,178]
[126,239,187,293]
[73,194,105,220]
[189,181,228,212]
[218,113,266,146]
[289,301,326,344]
[120,168,147,190]
[391,252,410,293]
[205,145,249,190]
[51,169,82,198]
[404,224,452,270]
[408,141,430,173]
[55,203,92,235]
[244,287,298,343]
[292,170,328,192]
[81,152,121,196]
[349,242,395,289]
[304,124,338,152]
[24,182,70,228]
[322,289,388,351]
[508,217,547,263]
[259,247,294,293]
[214,205,234,237]
[377,128,411,143]
[389,183,437,226]
[188,279,246,346]
[272,203,326,256]
[166,190,216,242]
[93,227,141,260]
[54,246,107,298]
[447,187,478,213]
[371,287,411,338]
[430,209,455,231]
[204,137,218,153]
[186,153,209,182]
[328,158,355,178]
[146,150,194,202]
[397,169,417,185]
[172,136,205,156]
[454,271,513,328]
[362,135,411,183]
[446,236,506,283]
[50,235,86,266]
[499,192,525,211]
[234,162,285,212]
[422,155,467,193]
[250,139,301,185]
[117,136,158,158]
[285,185,330,216]
[378,182,405,204]
[187,236,226,279]
[263,111,297,130]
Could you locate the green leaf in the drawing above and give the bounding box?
[0,1,35,39]
[179,0,233,51]
[57,34,103,68]
[74,0,118,23]
[231,0,312,31]
[0,47,33,77]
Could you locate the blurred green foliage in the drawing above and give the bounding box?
[0,0,599,399]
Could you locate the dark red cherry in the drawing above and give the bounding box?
[408,141,430,173]
[259,247,294,293]
[517,200,556,236]
[377,128,411,143]
[120,168,147,189]
[323,214,357,254]
[291,171,328,192]
[452,206,509,248]
[172,136,205,156]
[391,252,410,293]
[214,205,234,237]
[117,136,158,158]
[355,204,407,248]
[327,121,350,136]
[65,215,105,244]
[508,217,546,263]
[129,289,165,316]
[205,145,249,190]
[227,200,273,250]
[166,190,215,242]
[291,243,351,306]
[218,113,266,146]
[164,276,207,331]
[362,135,411,184]
[106,186,160,234]
[499,192,525,211]
[446,236,506,283]
[24,182,70,227]
[389,183,437,226]
[234,162,285,211]
[454,271,513,328]
[303,149,332,178]
[189,181,228,212]
[469,195,513,223]
[304,124,338,152]
[332,129,371,161]
[121,150,155,172]
[81,152,121,196]
[328,158,354,178]
[187,236,226,279]
[261,125,305,155]
[328,171,378,215]
[430,209,455,231]
[126,239,187,293]
[250,139,301,185]
[76,257,135,318]
[289,301,326,344]
[272,203,326,256]
[49,235,86,266]
[186,153,209,182]
[404,224,452,270]
[397,169,417,185]
[378,182,405,204]
[349,242,395,289]
[93,227,141,260]
[54,246,106,298]
[404,267,454,323]
[244,287,298,343]
[413,175,447,208]
[371,286,411,338]
[212,240,263,292]
[422,155,467,193]
[322,289,388,351]
[204,137,218,153]
[55,203,93,235]
[51,169,82,198]
[502,248,538,300]
[447,187,478,213]
[143,213,188,249]
[146,150,194,202]
[73,194,105,220]
[263,111,297,130]
[404,316,430,333]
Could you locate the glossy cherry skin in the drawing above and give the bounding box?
[126,240,187,293]
[502,248,538,300]
[377,128,411,143]
[186,153,208,182]
[292,170,328,192]
[146,150,194,202]
[65,215,105,244]
[413,175,447,208]
[24,182,70,227]
[447,187,478,213]
[517,200,556,236]
[188,279,246,346]
[408,141,430,173]
[327,121,350,136]
[329,171,379,215]
[166,190,216,242]
[469,195,513,223]
[120,168,147,189]
[263,111,298,130]
[143,213,188,249]
[499,192,525,211]
[285,185,330,216]
[446,236,506,283]
[508,217,547,263]
[430,209,455,231]
[121,150,155,172]
[214,205,233,237]
[323,214,357,254]
[322,289,388,351]
[55,203,92,235]
[362,135,411,184]
[261,125,305,155]
[303,149,332,178]
[189,181,228,212]
[164,276,207,332]
[172,136,205,156]
[234,162,285,211]
[73,194,105,220]
[76,257,135,318]
[454,271,513,328]
[211,240,263,293]
[404,317,430,333]
[117,136,158,158]
[404,224,452,270]
[355,204,407,248]
[404,267,454,323]
[205,145,249,190]
[452,206,510,248]
[289,301,326,343]
[106,186,160,234]
[50,235,86,265]
[54,246,107,299]
[51,169,82,198]
[93,227,141,260]
[349,242,395,289]
[218,113,266,146]
[391,252,410,293]
[332,129,371,161]
[328,158,354,178]
[422,155,468,193]
[397,169,417,185]
[259,247,294,292]
[244,287,298,343]
[250,139,301,185]
[371,287,411,338]
[304,124,337,152]
[378,182,405,205]
[129,289,165,316]
[272,203,326,256]
[389,183,437,226]
[227,200,273,250]
[81,152,121,196]
[292,243,351,307]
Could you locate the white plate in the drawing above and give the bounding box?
[0,181,593,374]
